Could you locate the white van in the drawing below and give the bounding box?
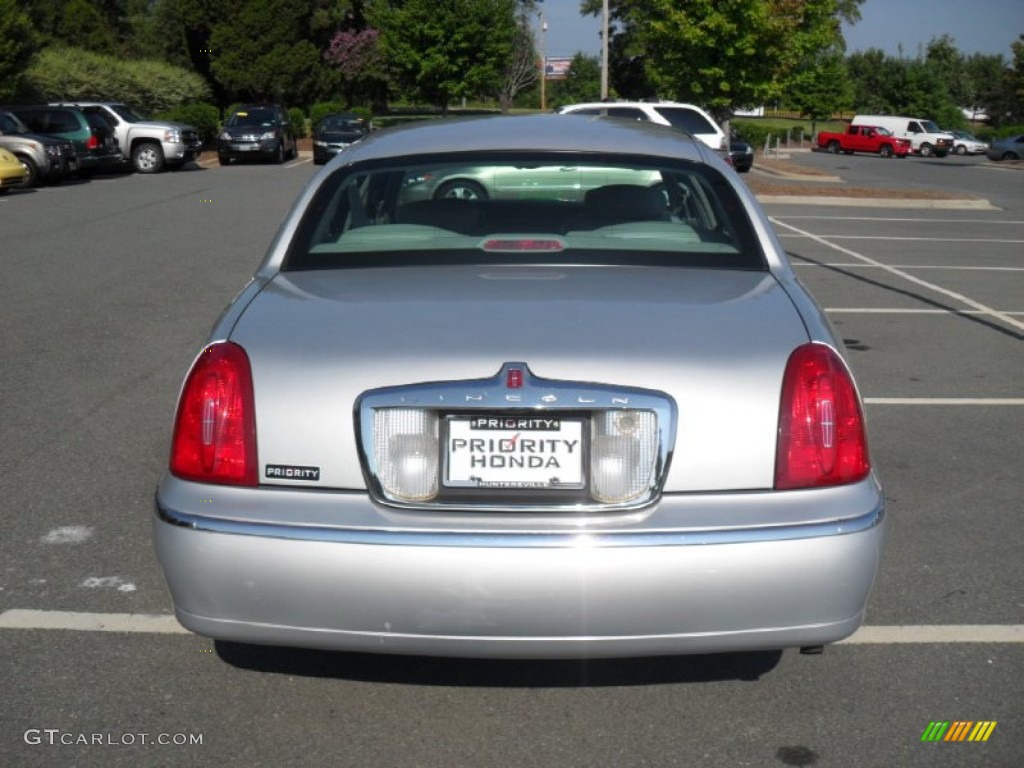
[851,115,954,157]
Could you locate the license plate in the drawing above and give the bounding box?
[445,416,585,489]
[237,144,258,151]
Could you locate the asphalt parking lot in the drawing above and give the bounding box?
[0,152,1021,767]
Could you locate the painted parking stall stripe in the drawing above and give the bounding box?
[2,610,1022,645]
[771,217,1024,333]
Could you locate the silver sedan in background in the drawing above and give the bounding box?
[154,115,885,659]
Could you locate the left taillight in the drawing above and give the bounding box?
[170,342,257,486]
[775,343,870,490]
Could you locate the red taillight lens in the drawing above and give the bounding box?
[775,343,870,490]
[87,135,99,150]
[170,342,257,486]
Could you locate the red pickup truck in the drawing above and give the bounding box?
[816,125,912,158]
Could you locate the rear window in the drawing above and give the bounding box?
[652,106,718,136]
[284,152,766,272]
[44,110,83,133]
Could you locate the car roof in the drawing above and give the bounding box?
[337,114,711,165]
[559,100,708,109]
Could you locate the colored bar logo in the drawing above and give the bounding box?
[921,721,997,742]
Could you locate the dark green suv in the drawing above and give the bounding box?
[6,105,123,176]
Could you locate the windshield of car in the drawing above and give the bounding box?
[320,117,366,132]
[109,104,146,122]
[227,109,276,127]
[876,127,893,136]
[0,111,29,134]
[285,152,766,271]
[921,120,942,133]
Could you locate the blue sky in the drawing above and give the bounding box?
[540,0,1022,61]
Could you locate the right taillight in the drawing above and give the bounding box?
[169,341,257,486]
[775,343,869,490]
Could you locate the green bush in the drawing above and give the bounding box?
[24,47,210,113]
[156,102,220,146]
[288,106,307,138]
[732,121,776,149]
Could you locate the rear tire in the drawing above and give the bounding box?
[879,144,893,158]
[827,140,840,154]
[955,145,967,155]
[919,143,934,157]
[1002,151,1020,161]
[435,179,488,201]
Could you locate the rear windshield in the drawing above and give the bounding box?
[284,152,766,272]
[651,106,718,136]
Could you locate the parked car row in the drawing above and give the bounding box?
[0,102,202,188]
[0,110,79,186]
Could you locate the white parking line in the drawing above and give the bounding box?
[782,235,1024,244]
[771,217,1024,333]
[827,309,1024,315]
[797,264,1024,272]
[1,609,1021,644]
[771,216,1024,225]
[0,609,189,634]
[839,625,1024,644]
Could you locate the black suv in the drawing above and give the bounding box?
[217,104,297,165]
[6,105,123,176]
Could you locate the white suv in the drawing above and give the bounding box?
[557,101,726,152]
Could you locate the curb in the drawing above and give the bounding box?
[194,150,313,168]
[752,166,843,182]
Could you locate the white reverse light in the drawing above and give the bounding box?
[374,408,439,501]
[590,410,658,504]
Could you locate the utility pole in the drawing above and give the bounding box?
[539,13,548,110]
[600,0,609,99]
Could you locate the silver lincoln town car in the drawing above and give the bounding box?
[154,114,886,659]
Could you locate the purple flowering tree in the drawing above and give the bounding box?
[323,27,386,106]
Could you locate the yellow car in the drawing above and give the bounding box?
[0,147,28,194]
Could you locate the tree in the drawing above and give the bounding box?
[786,43,853,134]
[498,6,539,111]
[987,35,1024,126]
[0,0,36,100]
[925,35,973,109]
[548,53,603,106]
[209,0,323,104]
[964,52,1009,121]
[846,48,901,114]
[366,0,520,111]
[581,0,863,123]
[324,27,388,108]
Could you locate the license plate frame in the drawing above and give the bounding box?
[443,414,586,491]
